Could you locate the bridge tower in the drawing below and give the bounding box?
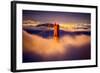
[53,22,59,41]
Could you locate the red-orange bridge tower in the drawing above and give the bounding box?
[53,22,59,41]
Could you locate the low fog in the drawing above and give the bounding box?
[23,30,90,61]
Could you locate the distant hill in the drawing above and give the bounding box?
[36,23,54,28]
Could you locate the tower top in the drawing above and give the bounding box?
[54,22,58,25]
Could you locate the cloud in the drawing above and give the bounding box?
[23,31,90,59]
[23,19,40,26]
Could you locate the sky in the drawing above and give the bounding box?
[23,10,91,24]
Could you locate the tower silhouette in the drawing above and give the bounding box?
[53,22,59,41]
